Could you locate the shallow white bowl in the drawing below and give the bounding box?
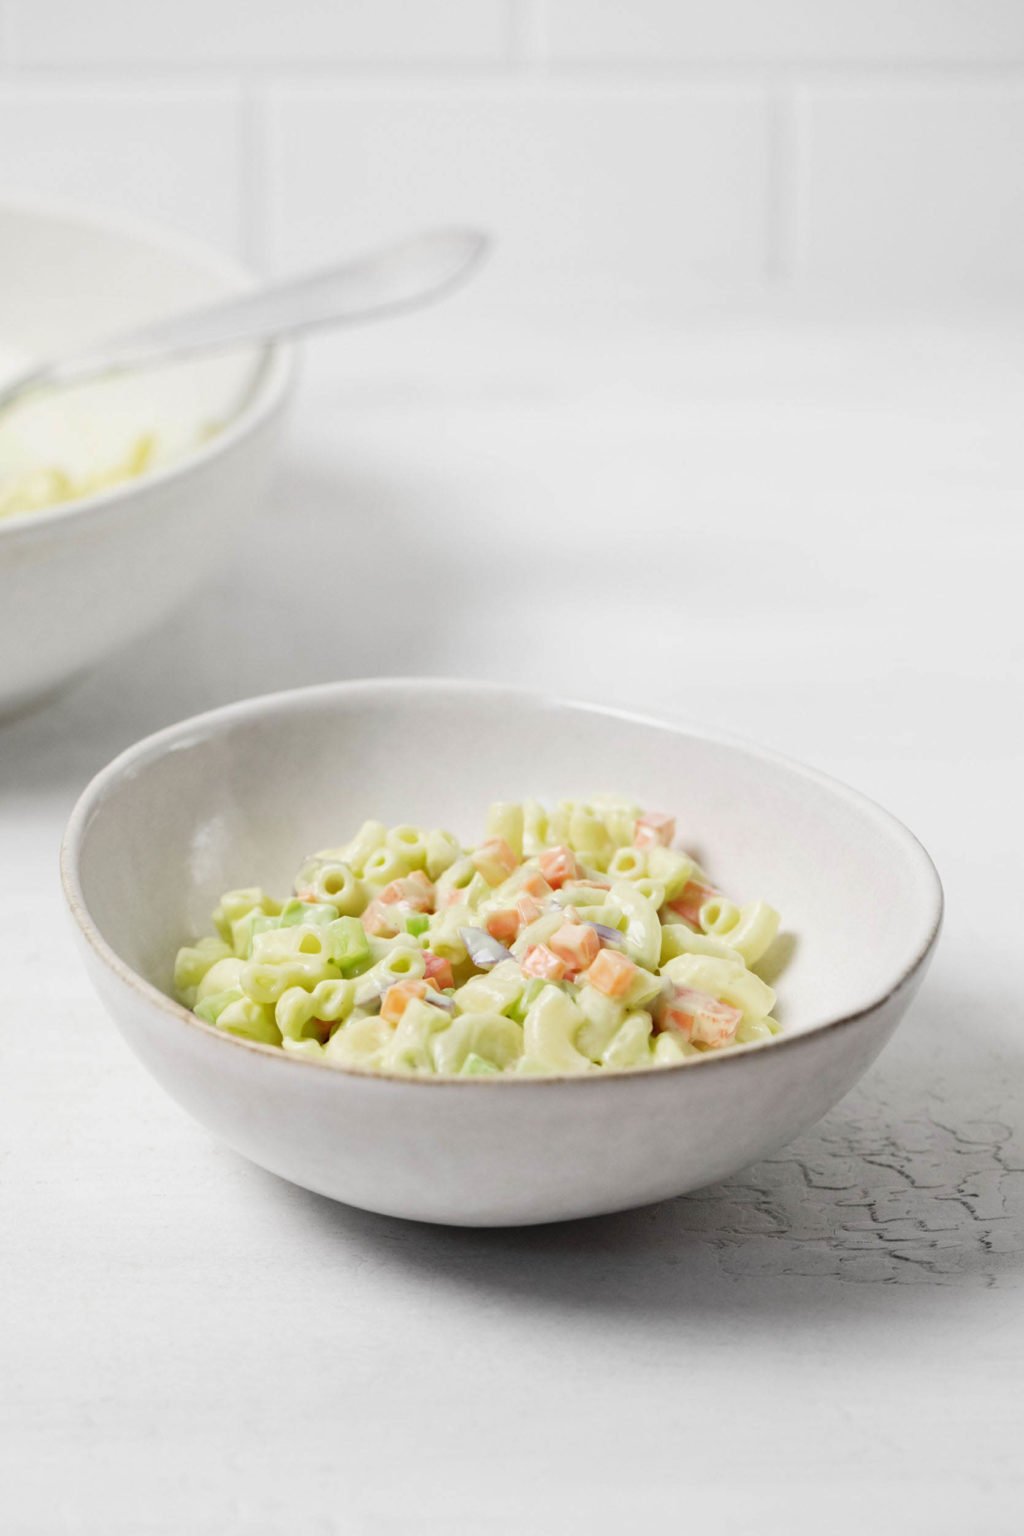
[0,198,293,716]
[61,679,942,1226]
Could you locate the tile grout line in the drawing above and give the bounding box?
[785,82,809,294]
[506,57,1024,84]
[0,0,12,75]
[765,78,798,290]
[238,73,269,272]
[0,66,251,95]
[7,59,1024,88]
[509,0,549,74]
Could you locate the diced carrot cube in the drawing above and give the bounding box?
[362,899,399,937]
[539,846,580,889]
[422,952,453,990]
[657,986,741,1048]
[405,870,436,909]
[548,922,600,976]
[485,908,520,944]
[472,836,519,886]
[667,880,718,929]
[584,948,637,998]
[521,944,568,981]
[519,869,553,900]
[633,812,676,849]
[378,871,435,911]
[380,979,429,1024]
[692,1001,740,1049]
[515,893,543,925]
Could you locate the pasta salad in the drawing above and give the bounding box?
[174,798,783,1077]
[0,433,157,521]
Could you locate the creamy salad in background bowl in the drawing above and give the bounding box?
[0,341,211,522]
[0,197,293,717]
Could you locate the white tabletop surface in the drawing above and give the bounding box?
[3,307,1022,1534]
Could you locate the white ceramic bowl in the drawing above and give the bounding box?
[61,679,942,1227]
[0,198,293,717]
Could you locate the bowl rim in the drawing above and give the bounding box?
[0,192,294,546]
[60,676,944,1087]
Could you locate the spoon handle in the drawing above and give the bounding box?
[12,226,488,403]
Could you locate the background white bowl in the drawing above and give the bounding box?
[0,198,293,717]
[62,678,943,1226]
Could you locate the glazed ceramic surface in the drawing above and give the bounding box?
[0,199,292,716]
[61,679,942,1226]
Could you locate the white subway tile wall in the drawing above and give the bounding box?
[11,1,511,67]
[1,0,1023,302]
[266,84,771,307]
[0,85,245,252]
[797,84,1024,296]
[545,1,1024,66]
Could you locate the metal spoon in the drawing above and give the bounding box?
[0,226,489,415]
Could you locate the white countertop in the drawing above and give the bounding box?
[3,309,1022,1534]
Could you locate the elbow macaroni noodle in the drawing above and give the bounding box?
[173,797,785,1076]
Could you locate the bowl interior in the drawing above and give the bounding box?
[0,200,272,482]
[69,682,941,1044]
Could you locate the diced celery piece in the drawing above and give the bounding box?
[325,916,371,976]
[194,987,243,1025]
[245,912,282,956]
[460,1052,501,1077]
[212,887,280,943]
[405,912,430,938]
[507,976,547,1023]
